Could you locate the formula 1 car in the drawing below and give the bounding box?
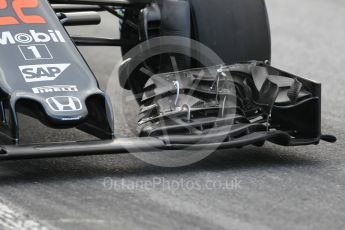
[0,0,336,160]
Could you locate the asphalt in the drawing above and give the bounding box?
[0,0,345,229]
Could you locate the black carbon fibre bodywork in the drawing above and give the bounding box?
[0,0,335,160]
[0,0,113,143]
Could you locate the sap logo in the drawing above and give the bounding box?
[19,64,71,82]
[0,30,65,45]
[46,96,82,112]
[32,85,78,94]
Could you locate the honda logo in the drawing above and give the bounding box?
[46,96,82,112]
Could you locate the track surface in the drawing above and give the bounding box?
[0,0,344,229]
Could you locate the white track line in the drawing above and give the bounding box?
[0,200,50,230]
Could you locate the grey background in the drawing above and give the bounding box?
[0,0,344,229]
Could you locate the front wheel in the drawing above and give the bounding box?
[120,0,271,103]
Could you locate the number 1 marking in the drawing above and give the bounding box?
[27,45,42,59]
[18,44,53,60]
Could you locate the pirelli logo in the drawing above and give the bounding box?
[32,85,78,94]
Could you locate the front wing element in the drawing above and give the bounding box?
[0,130,335,161]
